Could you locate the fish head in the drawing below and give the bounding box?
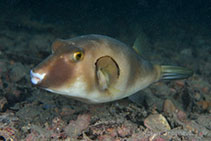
[30,39,88,96]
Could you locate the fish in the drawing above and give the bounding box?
[30,34,193,103]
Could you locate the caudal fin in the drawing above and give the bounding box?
[160,65,193,80]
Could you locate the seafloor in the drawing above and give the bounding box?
[0,1,211,140]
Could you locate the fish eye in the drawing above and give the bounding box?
[73,51,83,61]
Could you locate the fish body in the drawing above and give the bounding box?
[30,34,192,103]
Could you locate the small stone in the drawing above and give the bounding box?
[163,99,176,115]
[176,110,187,121]
[65,114,91,137]
[144,114,171,132]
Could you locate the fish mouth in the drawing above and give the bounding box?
[30,70,46,85]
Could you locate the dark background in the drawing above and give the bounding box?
[1,0,211,30]
[0,0,211,47]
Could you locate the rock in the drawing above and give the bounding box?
[176,109,187,122]
[163,99,176,115]
[65,114,91,137]
[144,114,171,132]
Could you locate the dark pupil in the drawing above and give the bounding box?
[77,53,81,58]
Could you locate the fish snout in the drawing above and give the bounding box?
[30,70,46,85]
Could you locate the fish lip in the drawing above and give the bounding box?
[30,70,46,85]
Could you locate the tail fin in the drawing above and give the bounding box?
[160,65,193,80]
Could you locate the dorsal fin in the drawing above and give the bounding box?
[132,36,143,55]
[51,39,67,53]
[132,32,150,57]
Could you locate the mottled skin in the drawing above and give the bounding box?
[32,34,161,103]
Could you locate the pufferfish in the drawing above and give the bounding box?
[30,34,193,103]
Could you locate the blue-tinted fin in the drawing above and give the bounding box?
[161,65,193,80]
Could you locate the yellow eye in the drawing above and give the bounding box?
[73,51,83,61]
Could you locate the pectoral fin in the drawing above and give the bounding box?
[96,68,110,90]
[95,56,120,91]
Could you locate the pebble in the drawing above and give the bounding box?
[176,110,187,121]
[144,114,171,132]
[65,114,91,137]
[163,99,176,115]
